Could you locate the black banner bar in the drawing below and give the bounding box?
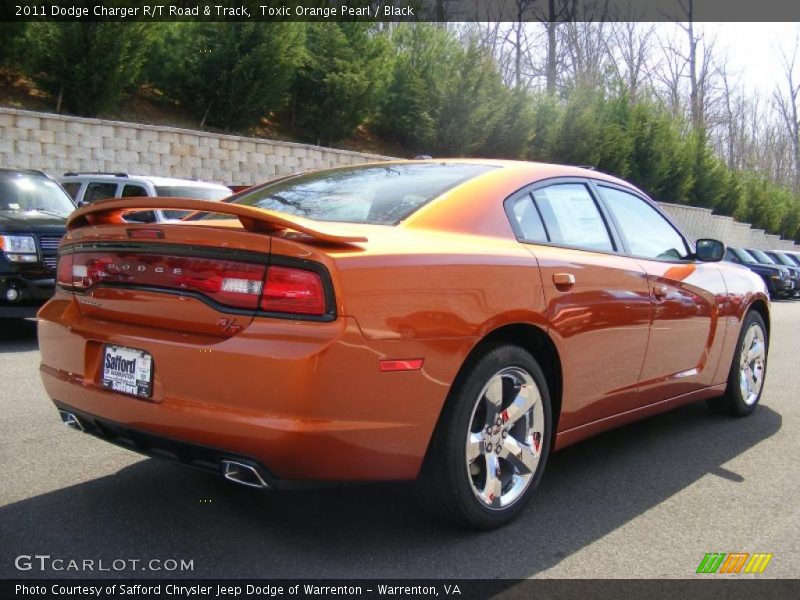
[3,579,800,600]
[2,0,800,23]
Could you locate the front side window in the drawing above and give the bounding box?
[61,181,81,200]
[598,186,689,260]
[530,183,614,252]
[218,163,496,225]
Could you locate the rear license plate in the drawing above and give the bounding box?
[101,344,153,398]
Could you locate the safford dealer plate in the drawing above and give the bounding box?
[101,344,153,398]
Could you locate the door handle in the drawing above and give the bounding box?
[652,283,668,300]
[553,273,576,288]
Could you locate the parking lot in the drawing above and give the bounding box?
[1,302,798,579]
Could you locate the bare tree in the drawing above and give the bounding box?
[558,2,612,91]
[774,32,800,194]
[668,0,720,133]
[532,0,576,94]
[653,25,687,119]
[561,20,610,90]
[719,65,745,170]
[678,0,701,129]
[605,21,655,99]
[496,3,543,90]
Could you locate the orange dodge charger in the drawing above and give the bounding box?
[38,160,770,529]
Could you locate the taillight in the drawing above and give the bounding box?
[56,253,73,287]
[261,266,326,315]
[59,251,329,317]
[61,252,267,310]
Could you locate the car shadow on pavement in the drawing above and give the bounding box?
[0,318,38,353]
[0,402,781,578]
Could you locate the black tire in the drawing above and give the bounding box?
[415,343,552,529]
[708,310,768,417]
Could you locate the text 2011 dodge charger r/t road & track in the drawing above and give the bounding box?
[38,160,770,529]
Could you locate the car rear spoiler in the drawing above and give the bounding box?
[67,197,368,244]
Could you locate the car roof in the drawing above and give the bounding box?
[0,167,51,178]
[60,173,230,189]
[373,159,650,237]
[375,158,639,187]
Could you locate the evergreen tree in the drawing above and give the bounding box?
[0,22,26,66]
[292,23,389,144]
[25,23,152,116]
[686,132,727,210]
[374,24,460,152]
[151,23,305,132]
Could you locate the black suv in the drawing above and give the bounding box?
[764,250,800,298]
[724,247,793,299]
[0,169,75,318]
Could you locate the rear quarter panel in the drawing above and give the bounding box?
[296,230,549,431]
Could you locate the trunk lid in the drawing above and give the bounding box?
[59,198,361,335]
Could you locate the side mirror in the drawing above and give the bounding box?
[77,200,88,207]
[696,238,725,262]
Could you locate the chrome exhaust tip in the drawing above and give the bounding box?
[221,459,270,489]
[58,410,84,432]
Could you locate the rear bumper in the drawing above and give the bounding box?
[54,402,292,488]
[38,294,467,482]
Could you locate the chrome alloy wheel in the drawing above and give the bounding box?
[465,366,544,510]
[739,323,766,406]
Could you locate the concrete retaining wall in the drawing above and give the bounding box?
[0,107,390,186]
[658,202,798,251]
[0,107,797,250]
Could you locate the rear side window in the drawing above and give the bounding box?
[158,186,230,221]
[156,186,230,200]
[124,210,156,223]
[506,191,547,242]
[221,163,496,225]
[85,182,118,203]
[531,184,614,252]
[598,186,689,260]
[121,184,148,197]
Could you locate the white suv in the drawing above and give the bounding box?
[60,173,232,223]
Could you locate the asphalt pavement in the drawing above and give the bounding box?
[1,302,798,579]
